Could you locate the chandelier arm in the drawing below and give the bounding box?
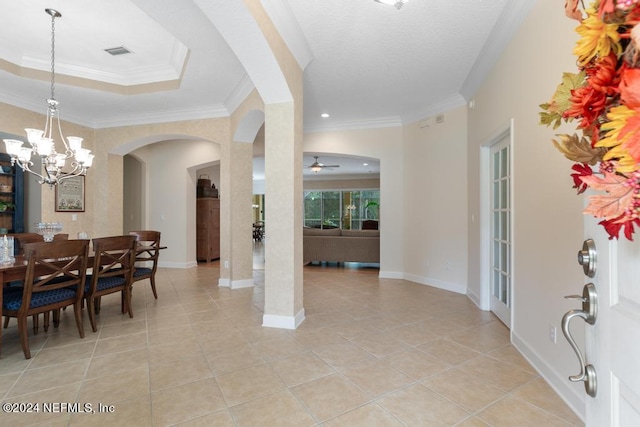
[16,159,47,184]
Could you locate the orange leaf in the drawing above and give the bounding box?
[581,172,634,219]
[620,114,640,163]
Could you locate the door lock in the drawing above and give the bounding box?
[577,239,596,278]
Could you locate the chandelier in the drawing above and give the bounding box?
[3,8,93,187]
[375,0,411,9]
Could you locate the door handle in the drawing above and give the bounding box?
[561,282,597,397]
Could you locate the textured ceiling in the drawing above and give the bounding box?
[0,0,533,175]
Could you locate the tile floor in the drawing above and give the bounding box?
[0,246,583,426]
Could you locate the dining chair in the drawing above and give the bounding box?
[128,230,161,299]
[2,239,89,359]
[85,235,137,332]
[3,232,70,334]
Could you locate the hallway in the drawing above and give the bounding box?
[0,261,582,426]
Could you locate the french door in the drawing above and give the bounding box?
[489,135,511,327]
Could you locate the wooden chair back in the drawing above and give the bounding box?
[128,230,161,299]
[84,235,137,332]
[4,239,89,358]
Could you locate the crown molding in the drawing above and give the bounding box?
[226,73,257,115]
[304,116,402,134]
[90,104,230,129]
[18,41,188,87]
[400,94,467,126]
[260,0,313,70]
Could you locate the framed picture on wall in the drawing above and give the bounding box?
[55,176,85,212]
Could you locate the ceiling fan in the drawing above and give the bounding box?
[306,156,340,173]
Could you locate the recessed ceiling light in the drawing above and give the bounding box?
[363,163,368,166]
[321,113,330,118]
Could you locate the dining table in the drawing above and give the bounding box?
[0,243,165,356]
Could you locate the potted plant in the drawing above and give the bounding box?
[0,201,15,212]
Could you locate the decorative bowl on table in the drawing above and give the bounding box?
[34,222,63,242]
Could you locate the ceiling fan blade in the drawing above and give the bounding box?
[321,164,340,168]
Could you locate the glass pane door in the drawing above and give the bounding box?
[490,135,511,327]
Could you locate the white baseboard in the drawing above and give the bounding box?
[467,287,483,309]
[403,273,467,294]
[218,278,230,288]
[231,279,254,289]
[158,261,196,269]
[379,271,403,279]
[263,308,306,330]
[511,331,585,422]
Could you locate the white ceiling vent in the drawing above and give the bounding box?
[104,46,133,56]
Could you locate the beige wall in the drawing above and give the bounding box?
[468,0,585,414]
[403,105,468,293]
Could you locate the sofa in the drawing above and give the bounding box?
[303,227,380,263]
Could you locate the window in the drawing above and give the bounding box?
[303,190,380,229]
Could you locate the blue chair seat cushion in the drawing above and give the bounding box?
[133,267,152,277]
[3,287,76,311]
[85,275,126,293]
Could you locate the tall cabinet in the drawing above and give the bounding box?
[196,197,220,262]
[0,153,24,233]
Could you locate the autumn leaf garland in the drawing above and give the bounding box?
[541,0,640,240]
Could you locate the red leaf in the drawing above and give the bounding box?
[571,163,593,194]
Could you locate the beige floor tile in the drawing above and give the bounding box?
[323,402,404,427]
[377,383,469,426]
[151,378,226,426]
[384,348,451,380]
[9,359,89,397]
[148,337,203,366]
[291,373,370,422]
[488,344,539,374]
[231,389,316,427]
[250,335,309,361]
[0,372,20,397]
[457,355,538,392]
[289,327,350,349]
[205,343,265,376]
[417,339,482,365]
[97,318,147,340]
[68,395,152,426]
[0,261,580,426]
[512,378,584,425]
[477,396,574,427]
[387,322,441,346]
[85,347,149,379]
[27,340,96,369]
[351,333,409,358]
[77,366,149,405]
[92,331,148,357]
[216,363,285,407]
[312,342,376,371]
[447,323,510,353]
[422,368,507,412]
[270,351,336,387]
[342,359,414,398]
[175,409,236,426]
[150,354,213,391]
[455,416,491,426]
[1,382,80,427]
